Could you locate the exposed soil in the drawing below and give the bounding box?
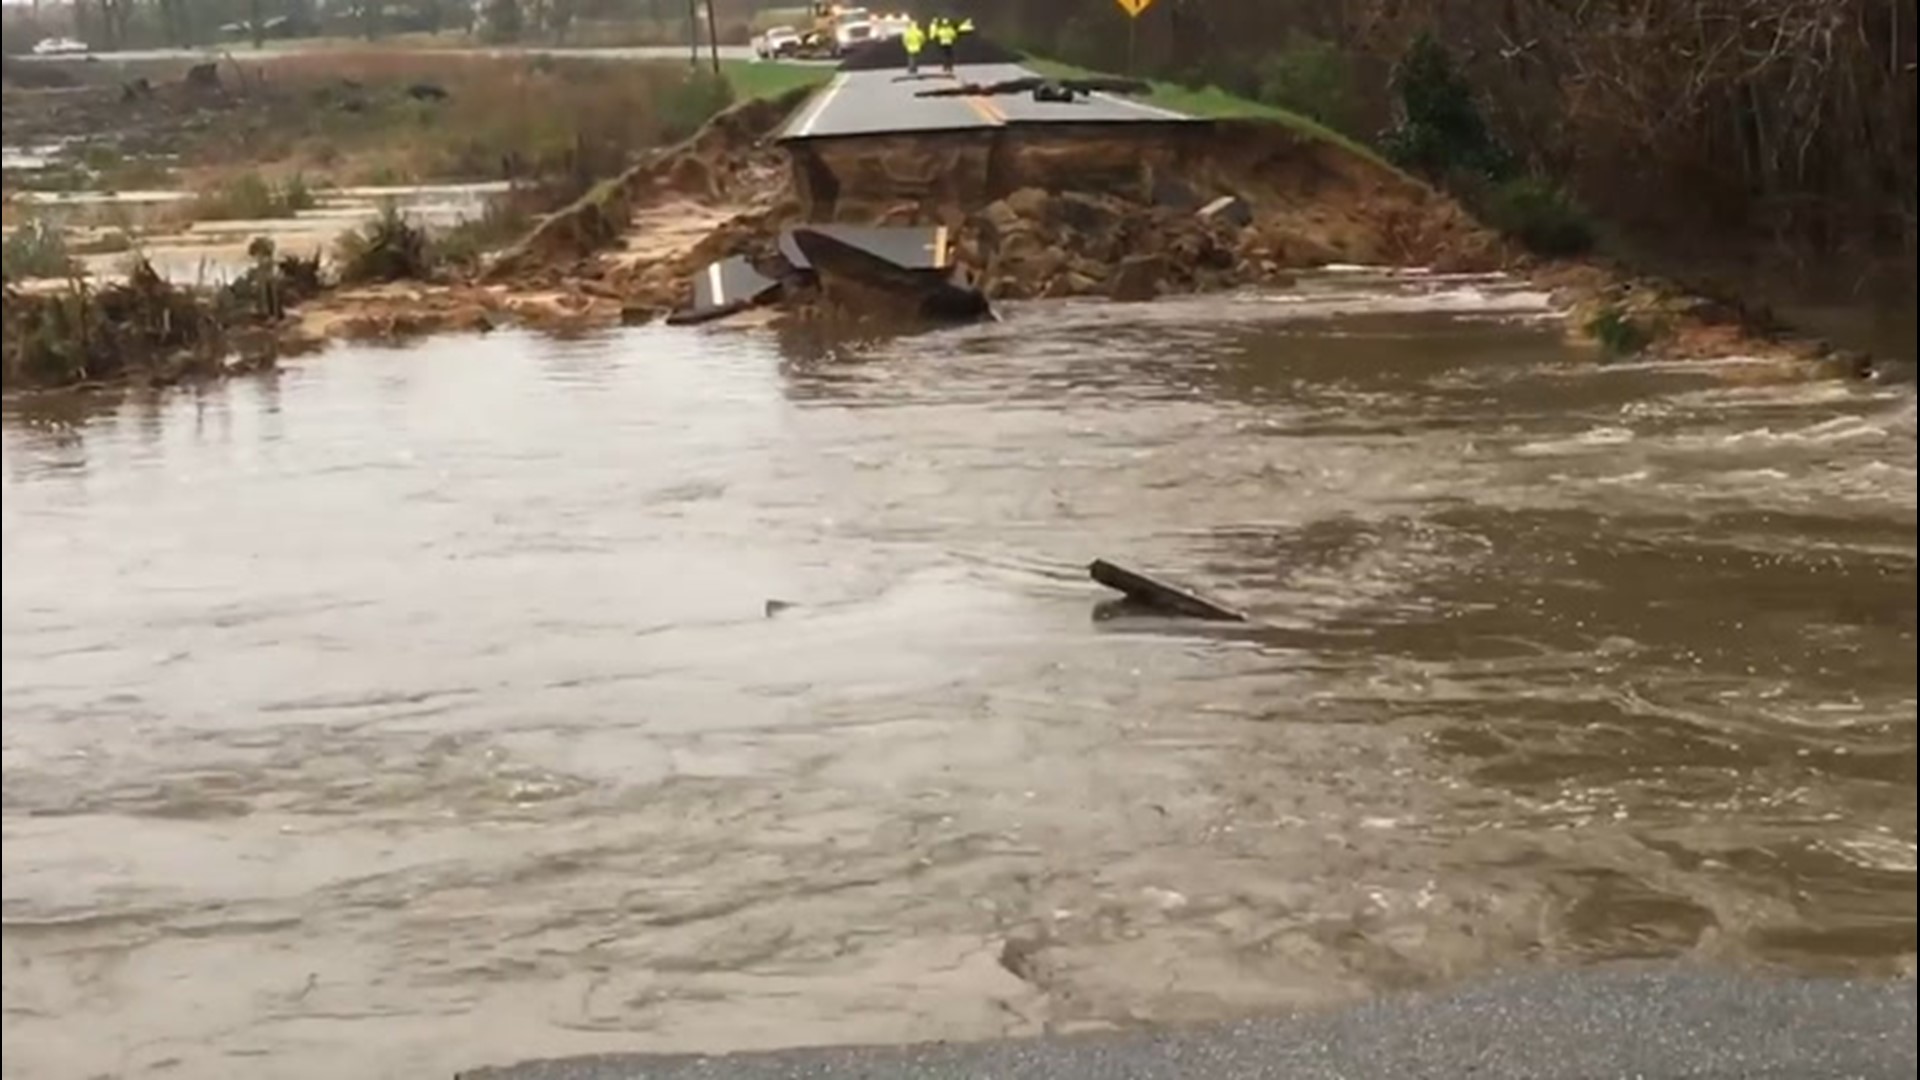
[484,85,810,292]
[483,100,1505,319]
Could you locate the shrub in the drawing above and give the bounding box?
[219,242,326,320]
[2,259,225,390]
[432,188,543,269]
[2,219,81,282]
[1587,304,1655,358]
[335,204,436,284]
[1480,176,1596,257]
[1253,33,1358,133]
[1381,32,1514,181]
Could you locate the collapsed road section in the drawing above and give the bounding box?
[483,37,1502,333]
[661,40,1204,327]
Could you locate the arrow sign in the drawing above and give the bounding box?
[1115,0,1154,16]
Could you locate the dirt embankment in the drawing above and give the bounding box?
[953,122,1499,301]
[461,102,1503,323]
[274,85,813,344]
[489,86,813,278]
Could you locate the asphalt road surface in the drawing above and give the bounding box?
[778,63,1190,140]
[463,968,1916,1079]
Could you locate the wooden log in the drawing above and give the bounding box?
[1087,559,1247,622]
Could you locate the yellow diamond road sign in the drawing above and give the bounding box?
[1116,0,1154,16]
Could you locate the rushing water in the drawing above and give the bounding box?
[3,271,1914,1079]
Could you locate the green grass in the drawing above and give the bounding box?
[1021,57,1392,168]
[721,60,832,102]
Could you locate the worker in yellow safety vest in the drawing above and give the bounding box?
[903,18,926,75]
[933,16,959,74]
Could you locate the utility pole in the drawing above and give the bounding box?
[686,0,699,66]
[704,1,720,74]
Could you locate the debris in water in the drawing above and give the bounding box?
[789,227,991,324]
[668,255,780,326]
[1088,559,1247,622]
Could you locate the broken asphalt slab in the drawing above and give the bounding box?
[666,228,975,328]
[665,255,780,326]
[789,227,991,324]
[457,968,1916,1079]
[777,224,954,272]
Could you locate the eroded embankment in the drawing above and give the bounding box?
[482,108,1504,314]
[461,92,1859,379]
[8,82,1887,390]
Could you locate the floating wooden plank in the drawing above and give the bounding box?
[1087,559,1247,622]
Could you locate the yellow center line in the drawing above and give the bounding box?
[965,95,1007,126]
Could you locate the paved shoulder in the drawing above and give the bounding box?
[463,969,1916,1079]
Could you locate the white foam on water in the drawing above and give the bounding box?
[1514,426,1638,456]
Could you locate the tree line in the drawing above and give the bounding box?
[960,0,1916,265]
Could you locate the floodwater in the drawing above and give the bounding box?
[3,182,509,283]
[3,270,1914,1079]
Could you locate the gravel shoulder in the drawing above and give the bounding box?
[463,967,1918,1080]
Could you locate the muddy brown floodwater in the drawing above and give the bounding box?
[3,270,1915,1080]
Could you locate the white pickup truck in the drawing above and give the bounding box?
[754,27,801,59]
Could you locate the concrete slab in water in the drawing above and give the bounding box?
[690,256,779,312]
[664,256,781,326]
[788,227,990,323]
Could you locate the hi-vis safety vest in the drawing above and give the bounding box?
[935,21,958,45]
[903,23,925,52]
